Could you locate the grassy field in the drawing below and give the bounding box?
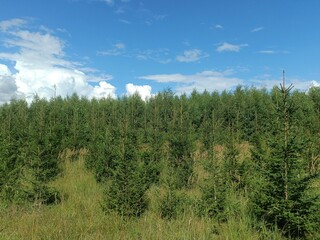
[0,151,284,240]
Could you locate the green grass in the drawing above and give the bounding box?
[0,150,284,240]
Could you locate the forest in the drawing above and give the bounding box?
[0,84,320,239]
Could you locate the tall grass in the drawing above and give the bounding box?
[0,149,284,239]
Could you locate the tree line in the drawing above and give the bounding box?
[0,85,319,238]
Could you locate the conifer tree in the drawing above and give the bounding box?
[103,130,148,217]
[223,136,241,186]
[166,96,195,189]
[0,100,29,202]
[22,97,61,204]
[251,80,320,238]
[88,126,124,182]
[200,149,226,219]
[167,130,194,189]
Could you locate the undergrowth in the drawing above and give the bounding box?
[0,150,285,240]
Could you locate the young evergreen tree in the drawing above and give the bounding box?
[251,81,320,238]
[103,130,149,217]
[200,149,226,219]
[0,100,30,202]
[223,136,241,187]
[21,97,61,204]
[86,127,119,182]
[167,131,194,189]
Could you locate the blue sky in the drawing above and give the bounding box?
[0,0,320,102]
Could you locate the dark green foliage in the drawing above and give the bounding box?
[223,139,241,186]
[0,137,22,201]
[86,128,121,182]
[24,183,61,205]
[140,149,161,187]
[224,139,251,191]
[158,190,187,220]
[0,100,30,202]
[102,131,149,217]
[0,98,62,205]
[25,98,61,204]
[167,133,194,189]
[251,84,320,238]
[200,156,226,219]
[28,98,61,182]
[0,83,319,237]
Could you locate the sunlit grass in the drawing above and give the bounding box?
[0,149,284,239]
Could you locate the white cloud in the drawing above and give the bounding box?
[0,76,18,104]
[119,19,131,24]
[215,24,223,29]
[135,48,171,64]
[216,42,248,52]
[0,18,27,31]
[125,83,152,101]
[176,49,208,63]
[87,73,114,83]
[0,64,18,104]
[0,18,115,104]
[258,50,275,54]
[258,50,290,55]
[0,64,11,75]
[251,27,264,32]
[250,76,320,91]
[91,81,116,98]
[289,79,320,91]
[140,70,243,94]
[100,0,130,6]
[140,73,186,83]
[98,42,126,56]
[310,80,320,88]
[102,0,114,6]
[115,43,125,49]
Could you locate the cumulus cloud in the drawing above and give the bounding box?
[310,80,320,88]
[0,64,11,75]
[0,18,115,104]
[216,42,248,52]
[91,81,116,98]
[140,70,243,94]
[176,49,208,63]
[0,75,18,104]
[0,64,18,104]
[125,83,153,101]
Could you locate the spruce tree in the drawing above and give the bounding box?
[103,130,148,217]
[200,149,226,219]
[0,100,29,202]
[22,97,61,204]
[251,80,320,238]
[167,132,194,189]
